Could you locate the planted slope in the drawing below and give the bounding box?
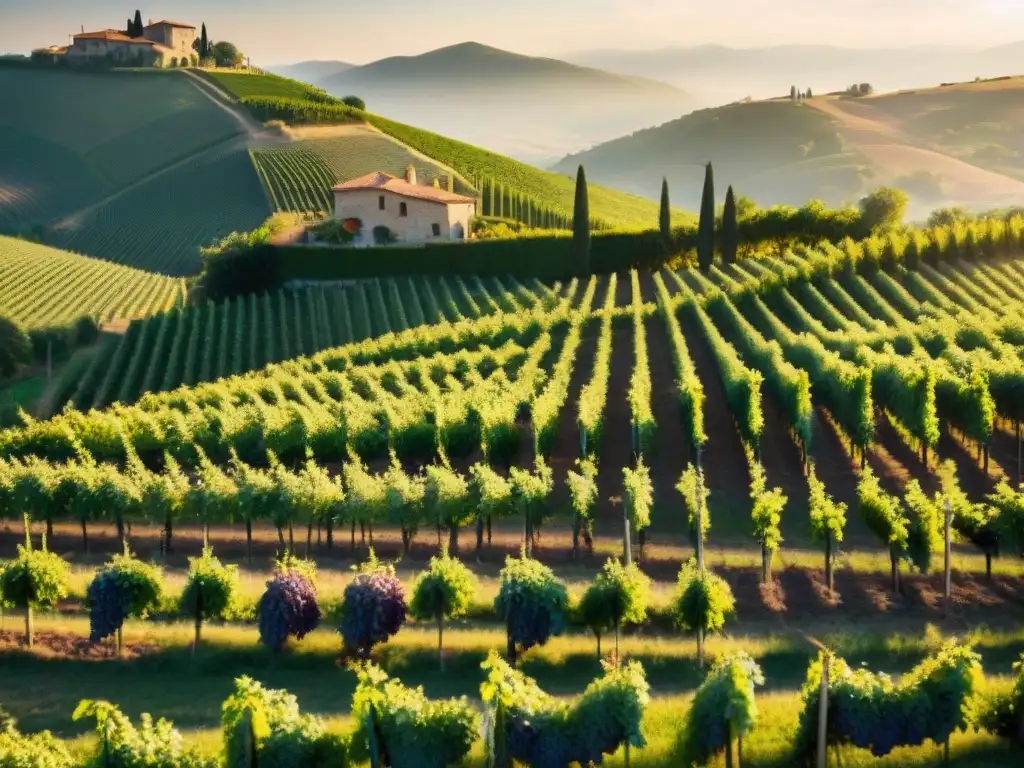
[251,125,473,215]
[0,235,183,329]
[46,144,272,276]
[0,68,242,227]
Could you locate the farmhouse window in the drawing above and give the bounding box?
[431,223,441,237]
[399,202,408,217]
[378,196,386,210]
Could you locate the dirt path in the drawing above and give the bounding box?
[179,70,267,139]
[679,312,752,547]
[643,308,690,540]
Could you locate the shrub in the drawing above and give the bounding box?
[577,557,650,658]
[794,642,984,762]
[350,662,477,768]
[678,653,764,766]
[494,552,568,661]
[409,549,477,669]
[670,560,735,639]
[342,95,366,110]
[257,570,321,653]
[338,551,407,658]
[221,677,346,768]
[0,711,73,768]
[0,539,70,647]
[73,700,212,768]
[179,548,239,648]
[0,315,31,378]
[481,652,649,768]
[86,550,163,646]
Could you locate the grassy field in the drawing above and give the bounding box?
[45,144,272,276]
[0,68,242,229]
[0,235,185,328]
[200,69,338,102]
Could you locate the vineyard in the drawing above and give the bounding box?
[251,126,473,215]
[0,68,242,228]
[0,235,185,329]
[45,144,273,276]
[43,273,568,412]
[4,214,1024,765]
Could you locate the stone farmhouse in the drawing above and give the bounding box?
[332,168,476,245]
[40,20,196,67]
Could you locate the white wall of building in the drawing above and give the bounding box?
[333,189,474,244]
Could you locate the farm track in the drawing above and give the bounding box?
[678,312,752,546]
[592,324,635,531]
[809,408,875,547]
[641,304,691,540]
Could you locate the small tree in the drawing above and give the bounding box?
[566,457,598,559]
[494,552,568,663]
[342,95,366,110]
[86,547,163,654]
[808,463,846,591]
[697,162,716,272]
[806,86,813,98]
[211,41,243,68]
[679,653,764,766]
[671,560,735,669]
[659,177,671,252]
[577,557,650,661]
[0,525,70,648]
[338,550,407,658]
[179,548,239,652]
[858,187,909,235]
[572,165,591,274]
[790,84,798,101]
[748,451,786,584]
[409,548,477,670]
[622,459,653,563]
[721,185,739,264]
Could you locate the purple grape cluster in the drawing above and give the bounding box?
[338,569,406,657]
[87,572,128,642]
[257,572,322,652]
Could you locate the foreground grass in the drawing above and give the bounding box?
[51,687,1024,767]
[2,613,1021,740]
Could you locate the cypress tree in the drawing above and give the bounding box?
[807,86,813,98]
[200,23,209,59]
[697,162,716,273]
[721,185,739,265]
[790,85,797,101]
[659,177,671,251]
[572,165,591,275]
[133,10,143,37]
[126,18,133,35]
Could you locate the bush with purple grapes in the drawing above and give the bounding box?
[338,550,406,658]
[257,555,322,653]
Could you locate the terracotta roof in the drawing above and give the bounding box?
[144,20,196,29]
[332,172,474,205]
[73,30,157,45]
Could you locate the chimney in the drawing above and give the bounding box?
[405,165,417,186]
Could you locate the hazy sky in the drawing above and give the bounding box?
[5,0,1022,63]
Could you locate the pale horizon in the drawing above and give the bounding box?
[4,0,1023,65]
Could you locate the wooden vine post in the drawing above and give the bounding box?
[817,651,829,768]
[943,498,953,617]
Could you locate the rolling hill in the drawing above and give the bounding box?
[552,78,1024,217]
[314,42,695,165]
[204,69,684,229]
[266,60,355,84]
[565,41,1024,105]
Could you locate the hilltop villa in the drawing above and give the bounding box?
[333,168,476,245]
[36,20,196,67]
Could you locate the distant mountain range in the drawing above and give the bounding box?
[272,42,695,166]
[563,42,1024,104]
[267,60,354,84]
